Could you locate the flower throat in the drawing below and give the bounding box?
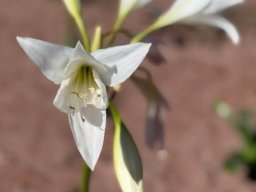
[70,66,101,110]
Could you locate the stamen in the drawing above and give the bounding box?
[69,106,76,115]
[68,66,103,110]
[71,91,88,99]
[88,87,95,94]
[80,113,85,122]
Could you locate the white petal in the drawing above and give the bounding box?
[155,0,211,27]
[64,42,113,79]
[68,106,106,170]
[204,0,244,14]
[185,15,240,44]
[136,0,152,9]
[92,43,151,86]
[53,70,109,113]
[53,78,72,113]
[92,70,108,109]
[119,0,152,18]
[17,37,72,84]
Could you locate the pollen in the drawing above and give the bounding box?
[69,66,103,110]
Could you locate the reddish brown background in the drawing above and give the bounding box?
[1,0,256,191]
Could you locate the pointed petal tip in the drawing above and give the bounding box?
[75,40,84,48]
[141,42,152,55]
[16,36,30,48]
[81,148,101,171]
[68,110,106,173]
[227,27,240,45]
[86,161,96,171]
[72,40,88,55]
[16,36,23,44]
[233,37,240,45]
[142,43,152,56]
[133,42,151,54]
[147,43,152,50]
[136,42,152,52]
[145,42,152,49]
[71,41,85,55]
[226,26,241,45]
[16,36,28,50]
[16,36,29,43]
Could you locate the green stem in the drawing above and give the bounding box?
[80,163,91,192]
[76,17,91,51]
[131,24,158,43]
[104,29,133,40]
[108,102,120,126]
[107,15,126,46]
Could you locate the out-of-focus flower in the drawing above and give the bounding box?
[132,0,244,43]
[109,0,152,45]
[118,0,152,19]
[17,37,151,170]
[63,0,82,21]
[154,0,244,44]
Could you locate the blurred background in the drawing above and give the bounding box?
[1,0,256,191]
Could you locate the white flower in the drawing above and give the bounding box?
[16,37,151,170]
[154,0,244,44]
[119,0,152,18]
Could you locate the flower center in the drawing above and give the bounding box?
[68,66,102,113]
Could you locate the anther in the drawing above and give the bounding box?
[71,91,87,99]
[80,113,85,122]
[69,106,76,115]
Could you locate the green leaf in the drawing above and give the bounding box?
[234,110,256,144]
[224,152,244,172]
[242,143,256,164]
[109,103,143,192]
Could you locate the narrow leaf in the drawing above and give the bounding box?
[109,103,143,192]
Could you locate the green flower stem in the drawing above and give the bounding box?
[80,163,91,192]
[108,102,122,186]
[107,15,126,46]
[91,26,102,52]
[75,17,91,51]
[131,24,158,43]
[108,102,121,129]
[103,29,133,41]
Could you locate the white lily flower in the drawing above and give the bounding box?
[17,37,151,170]
[153,0,244,44]
[119,0,152,18]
